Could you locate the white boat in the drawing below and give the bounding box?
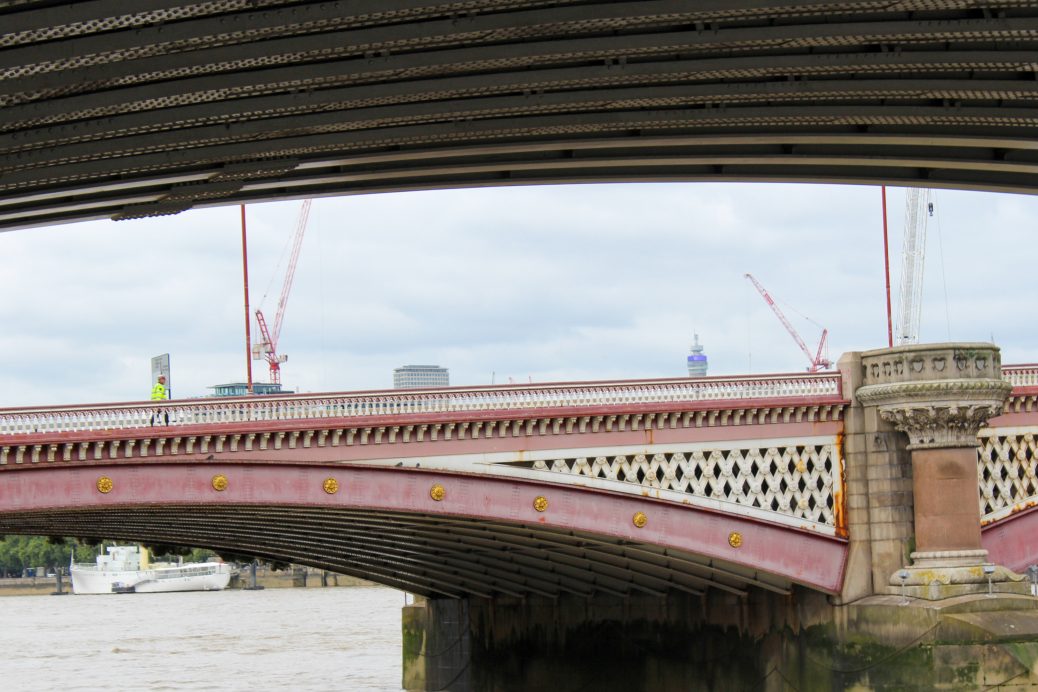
[70,545,233,595]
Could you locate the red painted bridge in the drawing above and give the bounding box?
[1,363,1036,600]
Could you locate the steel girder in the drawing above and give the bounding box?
[2,0,1038,232]
[0,505,793,599]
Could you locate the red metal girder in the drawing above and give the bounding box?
[982,505,1038,574]
[0,463,848,593]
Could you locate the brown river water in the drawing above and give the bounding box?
[0,586,404,691]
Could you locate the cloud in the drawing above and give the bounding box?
[1,183,1035,406]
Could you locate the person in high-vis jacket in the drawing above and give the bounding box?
[150,375,169,425]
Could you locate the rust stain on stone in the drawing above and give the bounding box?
[832,432,848,538]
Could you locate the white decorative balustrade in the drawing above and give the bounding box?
[498,440,842,532]
[0,374,842,436]
[1003,364,1038,388]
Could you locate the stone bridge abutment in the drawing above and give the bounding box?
[404,343,1038,691]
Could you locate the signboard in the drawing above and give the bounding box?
[150,353,171,398]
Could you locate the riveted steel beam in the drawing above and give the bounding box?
[2,1,1038,231]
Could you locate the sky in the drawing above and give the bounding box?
[1,182,1035,407]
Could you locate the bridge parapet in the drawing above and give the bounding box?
[0,371,856,595]
[1003,364,1038,390]
[0,372,850,546]
[976,364,1038,527]
[978,427,1038,525]
[511,441,843,532]
[0,373,841,435]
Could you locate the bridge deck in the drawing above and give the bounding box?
[2,368,1037,597]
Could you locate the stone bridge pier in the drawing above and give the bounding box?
[853,343,1024,599]
[403,343,1038,692]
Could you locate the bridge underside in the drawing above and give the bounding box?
[3,0,1038,231]
[2,505,788,600]
[0,462,845,597]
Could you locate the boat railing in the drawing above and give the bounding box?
[150,563,225,579]
[70,561,101,570]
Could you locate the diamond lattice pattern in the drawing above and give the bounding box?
[527,445,838,526]
[978,430,1038,521]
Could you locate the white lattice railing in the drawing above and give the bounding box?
[978,426,1038,524]
[0,373,842,436]
[978,366,1038,523]
[500,439,842,532]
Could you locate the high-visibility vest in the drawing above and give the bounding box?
[151,382,167,401]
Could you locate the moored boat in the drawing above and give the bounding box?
[70,545,232,595]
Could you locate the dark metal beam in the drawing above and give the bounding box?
[0,503,794,597]
[2,1,1037,232]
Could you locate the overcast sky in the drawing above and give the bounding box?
[2,182,1035,407]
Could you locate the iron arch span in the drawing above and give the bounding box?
[0,462,846,597]
[2,1,1038,232]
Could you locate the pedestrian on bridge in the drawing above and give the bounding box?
[150,375,169,426]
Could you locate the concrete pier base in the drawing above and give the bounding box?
[891,563,1031,601]
[403,589,1038,691]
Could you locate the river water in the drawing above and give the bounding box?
[0,586,404,691]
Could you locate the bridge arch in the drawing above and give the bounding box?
[0,461,845,596]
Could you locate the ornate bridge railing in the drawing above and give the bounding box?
[5,366,1037,533]
[1003,364,1038,391]
[0,371,851,543]
[0,373,841,435]
[979,364,1038,524]
[500,441,842,530]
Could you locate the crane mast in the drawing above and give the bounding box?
[745,273,831,372]
[894,188,933,345]
[253,199,312,384]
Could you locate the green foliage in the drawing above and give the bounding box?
[0,535,102,576]
[0,535,278,575]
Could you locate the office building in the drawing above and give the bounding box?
[394,364,449,389]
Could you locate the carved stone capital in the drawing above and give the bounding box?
[855,343,1010,449]
[875,402,1006,449]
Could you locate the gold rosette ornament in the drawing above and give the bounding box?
[728,532,743,548]
[430,484,445,501]
[533,496,548,512]
[323,478,339,494]
[211,474,228,492]
[632,511,648,528]
[96,476,113,494]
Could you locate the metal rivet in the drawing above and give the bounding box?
[211,474,228,491]
[96,476,113,494]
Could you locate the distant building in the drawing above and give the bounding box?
[394,364,449,389]
[209,382,292,397]
[687,334,708,377]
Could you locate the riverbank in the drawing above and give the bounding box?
[0,566,372,596]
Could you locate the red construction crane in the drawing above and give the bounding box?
[253,199,312,384]
[745,273,831,372]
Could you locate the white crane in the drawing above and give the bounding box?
[894,189,934,345]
